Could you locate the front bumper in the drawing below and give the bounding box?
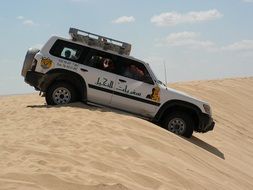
[197,113,215,133]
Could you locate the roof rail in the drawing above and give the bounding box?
[69,28,132,56]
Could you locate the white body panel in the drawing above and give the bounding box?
[77,65,117,105]
[159,85,208,114]
[31,36,211,117]
[111,75,158,117]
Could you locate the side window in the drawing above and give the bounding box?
[60,47,79,60]
[118,58,154,84]
[84,50,117,74]
[49,40,89,63]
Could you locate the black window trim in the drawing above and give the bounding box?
[49,39,87,63]
[49,39,155,85]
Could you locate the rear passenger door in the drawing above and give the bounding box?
[111,58,161,117]
[79,49,118,105]
[48,40,117,106]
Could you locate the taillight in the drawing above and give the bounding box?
[31,59,38,71]
[203,104,212,115]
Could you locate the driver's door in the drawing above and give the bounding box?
[110,57,161,117]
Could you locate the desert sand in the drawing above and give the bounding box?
[0,77,253,190]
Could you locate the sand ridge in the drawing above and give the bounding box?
[0,77,253,189]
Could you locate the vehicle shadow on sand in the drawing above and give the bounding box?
[183,136,225,160]
[26,102,132,115]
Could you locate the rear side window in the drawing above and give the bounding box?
[49,39,89,63]
[84,50,117,74]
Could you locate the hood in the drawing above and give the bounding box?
[159,84,209,114]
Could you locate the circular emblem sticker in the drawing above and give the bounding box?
[41,57,53,69]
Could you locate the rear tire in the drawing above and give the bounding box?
[46,82,77,105]
[163,112,194,138]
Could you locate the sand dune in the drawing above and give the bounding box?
[0,77,253,190]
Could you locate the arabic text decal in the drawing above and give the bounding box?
[56,59,78,71]
[116,82,142,96]
[96,77,114,88]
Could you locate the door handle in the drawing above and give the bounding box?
[80,68,88,72]
[119,79,126,83]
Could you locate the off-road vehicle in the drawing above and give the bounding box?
[21,27,215,137]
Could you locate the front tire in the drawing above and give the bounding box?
[163,112,194,138]
[46,82,77,105]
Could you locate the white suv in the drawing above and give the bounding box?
[21,28,215,138]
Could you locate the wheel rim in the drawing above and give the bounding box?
[52,87,71,104]
[167,117,186,135]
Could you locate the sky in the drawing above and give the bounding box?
[0,0,253,95]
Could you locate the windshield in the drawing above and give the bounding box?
[145,63,167,87]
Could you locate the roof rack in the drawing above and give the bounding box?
[69,28,132,56]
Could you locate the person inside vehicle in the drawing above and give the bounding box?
[124,64,144,80]
[103,58,115,72]
[64,50,71,58]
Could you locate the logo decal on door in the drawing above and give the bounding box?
[146,86,160,102]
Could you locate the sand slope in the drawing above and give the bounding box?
[0,77,252,190]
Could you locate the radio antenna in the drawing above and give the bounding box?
[163,60,168,86]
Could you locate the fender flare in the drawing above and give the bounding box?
[153,99,202,126]
[40,69,87,101]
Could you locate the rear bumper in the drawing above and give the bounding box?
[197,113,215,133]
[25,71,45,91]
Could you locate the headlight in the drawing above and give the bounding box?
[203,104,212,115]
